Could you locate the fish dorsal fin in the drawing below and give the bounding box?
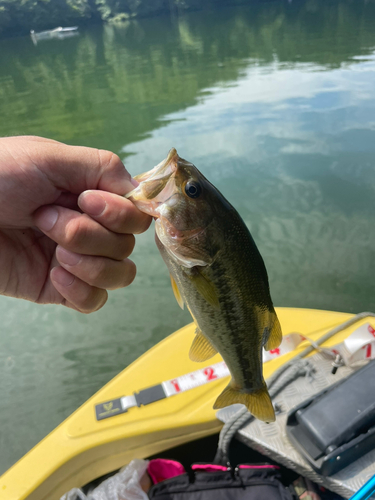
[186,269,220,309]
[264,314,282,351]
[189,329,217,362]
[170,274,184,309]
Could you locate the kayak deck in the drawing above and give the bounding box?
[217,349,375,499]
[0,307,368,500]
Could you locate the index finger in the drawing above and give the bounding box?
[78,190,152,235]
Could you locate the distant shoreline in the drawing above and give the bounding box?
[0,0,250,40]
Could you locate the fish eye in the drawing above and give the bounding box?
[185,181,202,199]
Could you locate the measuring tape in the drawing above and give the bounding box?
[95,361,230,420]
[263,322,375,364]
[96,323,375,421]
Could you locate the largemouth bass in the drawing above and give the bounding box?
[126,149,282,422]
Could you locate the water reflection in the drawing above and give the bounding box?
[1,1,375,148]
[1,0,375,476]
[121,47,375,314]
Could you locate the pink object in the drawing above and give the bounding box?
[239,465,280,470]
[148,459,186,484]
[191,464,228,472]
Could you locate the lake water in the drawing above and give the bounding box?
[1,0,375,475]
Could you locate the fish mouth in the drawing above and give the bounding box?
[125,148,178,210]
[133,148,178,184]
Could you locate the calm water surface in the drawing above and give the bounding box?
[1,0,375,475]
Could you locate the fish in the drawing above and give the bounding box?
[126,148,282,422]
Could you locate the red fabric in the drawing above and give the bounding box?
[191,464,228,472]
[239,465,280,469]
[148,459,186,484]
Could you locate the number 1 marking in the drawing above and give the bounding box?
[170,379,181,392]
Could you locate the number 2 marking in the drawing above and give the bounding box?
[204,367,217,380]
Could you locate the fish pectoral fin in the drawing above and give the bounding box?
[170,274,184,309]
[264,315,282,351]
[213,382,275,423]
[186,269,220,309]
[189,330,218,362]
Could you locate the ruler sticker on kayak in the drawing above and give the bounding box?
[96,322,375,420]
[262,323,375,365]
[95,362,230,421]
[162,361,230,397]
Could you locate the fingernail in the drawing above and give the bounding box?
[52,266,74,286]
[36,207,58,232]
[79,191,106,216]
[57,247,81,266]
[123,165,139,188]
[122,177,139,195]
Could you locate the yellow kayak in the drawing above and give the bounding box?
[1,307,372,500]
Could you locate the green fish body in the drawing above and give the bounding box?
[127,149,282,422]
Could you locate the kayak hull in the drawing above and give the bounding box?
[0,308,359,500]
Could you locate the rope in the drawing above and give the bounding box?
[213,312,375,465]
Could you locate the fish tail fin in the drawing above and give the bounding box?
[264,315,282,351]
[213,382,275,423]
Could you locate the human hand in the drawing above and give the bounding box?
[0,136,151,312]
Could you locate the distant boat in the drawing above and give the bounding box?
[30,26,78,44]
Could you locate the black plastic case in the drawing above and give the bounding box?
[286,359,375,476]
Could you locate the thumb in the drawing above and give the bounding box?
[30,139,138,196]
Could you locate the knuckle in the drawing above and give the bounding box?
[87,259,107,286]
[64,217,88,250]
[106,201,145,234]
[98,150,123,175]
[110,203,132,230]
